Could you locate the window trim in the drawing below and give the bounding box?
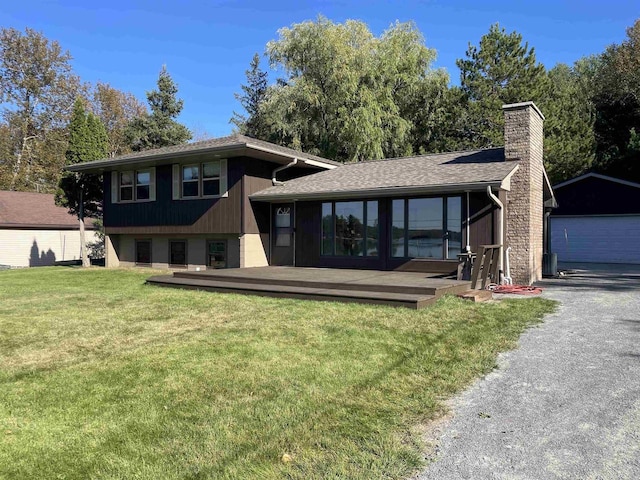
[168,239,188,268]
[135,238,152,266]
[175,160,227,200]
[112,168,155,204]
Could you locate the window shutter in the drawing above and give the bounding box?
[172,164,180,200]
[149,167,156,201]
[111,171,119,203]
[220,159,228,197]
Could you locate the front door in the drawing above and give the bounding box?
[271,203,294,266]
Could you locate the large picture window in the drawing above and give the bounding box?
[321,200,378,257]
[391,196,462,260]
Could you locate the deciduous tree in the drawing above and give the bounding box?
[540,62,596,183]
[91,82,146,157]
[591,19,640,181]
[0,27,82,191]
[260,17,443,162]
[56,99,108,266]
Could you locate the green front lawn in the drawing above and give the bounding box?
[0,267,555,479]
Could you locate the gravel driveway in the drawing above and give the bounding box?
[416,263,640,480]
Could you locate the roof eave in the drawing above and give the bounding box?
[66,142,338,174]
[250,180,507,202]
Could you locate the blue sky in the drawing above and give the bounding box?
[2,1,638,137]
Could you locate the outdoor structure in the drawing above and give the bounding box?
[551,173,640,264]
[68,102,555,286]
[0,191,98,268]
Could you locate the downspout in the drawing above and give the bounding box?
[465,191,471,252]
[272,158,298,185]
[487,186,504,284]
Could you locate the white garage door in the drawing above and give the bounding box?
[551,216,640,264]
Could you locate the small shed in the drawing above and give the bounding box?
[550,173,640,264]
[0,191,98,268]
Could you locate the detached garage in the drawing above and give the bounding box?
[550,173,640,264]
[0,191,97,268]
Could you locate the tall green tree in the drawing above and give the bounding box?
[56,99,108,267]
[0,27,82,192]
[591,19,640,181]
[125,66,191,151]
[260,17,443,162]
[456,23,547,147]
[91,82,147,157]
[231,53,269,138]
[540,62,596,183]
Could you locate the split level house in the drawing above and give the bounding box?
[68,101,556,286]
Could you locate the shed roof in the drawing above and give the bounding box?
[251,148,518,201]
[0,191,96,229]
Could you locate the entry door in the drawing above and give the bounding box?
[272,204,294,266]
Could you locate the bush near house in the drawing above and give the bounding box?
[0,267,555,479]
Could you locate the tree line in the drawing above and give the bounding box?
[0,28,191,194]
[1,18,639,198]
[233,17,640,185]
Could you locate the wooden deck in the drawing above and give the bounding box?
[147,267,472,309]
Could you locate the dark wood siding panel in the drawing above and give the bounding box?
[244,179,274,234]
[240,157,279,234]
[467,192,496,252]
[104,159,244,234]
[295,201,321,267]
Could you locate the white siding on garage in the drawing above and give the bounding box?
[0,229,99,267]
[551,215,640,264]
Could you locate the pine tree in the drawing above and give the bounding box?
[125,66,191,151]
[56,98,108,266]
[456,24,547,147]
[231,53,269,139]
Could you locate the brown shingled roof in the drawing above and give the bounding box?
[251,148,517,200]
[0,191,96,229]
[67,133,341,172]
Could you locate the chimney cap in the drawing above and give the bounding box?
[502,101,545,121]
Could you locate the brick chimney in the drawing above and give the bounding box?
[502,102,544,285]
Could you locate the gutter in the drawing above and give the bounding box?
[486,186,504,283]
[250,181,505,202]
[272,158,298,185]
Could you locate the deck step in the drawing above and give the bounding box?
[457,289,493,302]
[147,275,439,309]
[172,270,470,297]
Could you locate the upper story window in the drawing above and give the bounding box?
[111,168,155,203]
[182,165,200,197]
[173,159,227,200]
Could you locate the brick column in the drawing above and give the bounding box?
[503,102,544,285]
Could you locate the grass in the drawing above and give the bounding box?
[0,267,556,479]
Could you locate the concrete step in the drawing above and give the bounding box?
[147,275,439,309]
